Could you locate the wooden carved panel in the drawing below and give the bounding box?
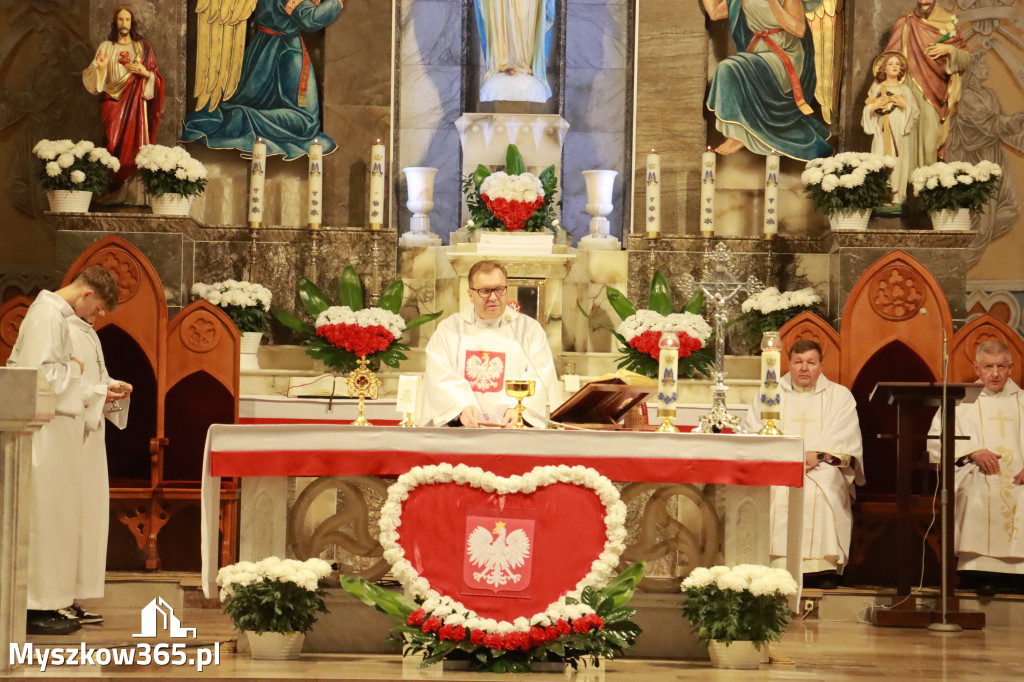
[165,300,240,395]
[0,295,31,366]
[949,314,1024,385]
[779,310,841,384]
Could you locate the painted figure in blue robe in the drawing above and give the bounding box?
[474,0,556,103]
[182,0,343,160]
[702,0,833,161]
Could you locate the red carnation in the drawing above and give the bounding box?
[452,625,466,641]
[555,619,571,636]
[317,322,396,358]
[530,626,548,646]
[483,633,503,650]
[481,193,545,232]
[544,625,560,640]
[438,624,455,641]
[407,608,426,626]
[470,629,486,645]
[573,618,590,634]
[421,615,441,633]
[586,614,605,630]
[629,330,703,361]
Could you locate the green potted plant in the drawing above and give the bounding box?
[911,160,1001,231]
[135,144,209,216]
[33,139,119,212]
[681,564,798,669]
[218,557,333,660]
[802,152,896,230]
[191,279,272,368]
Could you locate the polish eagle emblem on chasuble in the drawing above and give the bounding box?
[464,515,535,593]
[465,350,505,392]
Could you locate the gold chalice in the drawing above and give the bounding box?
[504,379,535,429]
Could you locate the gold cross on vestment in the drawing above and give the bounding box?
[790,411,816,437]
[987,409,1015,439]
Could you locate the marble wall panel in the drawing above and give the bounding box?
[563,249,628,352]
[401,0,463,67]
[398,64,462,130]
[324,0,393,108]
[323,104,392,227]
[566,3,630,70]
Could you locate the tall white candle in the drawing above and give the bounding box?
[763,150,780,238]
[248,138,267,227]
[700,147,716,236]
[308,139,323,228]
[760,335,781,418]
[656,332,679,419]
[369,140,385,228]
[645,150,660,237]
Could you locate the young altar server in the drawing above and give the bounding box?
[420,259,559,427]
[927,340,1024,596]
[6,266,119,634]
[68,305,132,620]
[741,339,865,588]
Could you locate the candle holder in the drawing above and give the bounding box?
[398,413,416,427]
[504,379,535,429]
[347,356,382,426]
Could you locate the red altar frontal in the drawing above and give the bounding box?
[200,425,806,609]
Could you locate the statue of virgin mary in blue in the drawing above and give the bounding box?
[182,0,343,160]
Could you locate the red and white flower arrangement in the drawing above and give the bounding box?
[617,310,712,362]
[315,306,406,359]
[462,144,559,233]
[478,171,545,232]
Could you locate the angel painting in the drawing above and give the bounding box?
[701,0,838,161]
[862,52,919,203]
[181,0,344,160]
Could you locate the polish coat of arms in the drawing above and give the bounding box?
[464,350,505,392]
[464,518,533,593]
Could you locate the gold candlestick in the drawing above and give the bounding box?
[398,412,416,427]
[504,379,535,429]
[347,356,381,426]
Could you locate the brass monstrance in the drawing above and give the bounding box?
[347,356,382,426]
[504,379,535,429]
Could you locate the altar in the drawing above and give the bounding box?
[200,425,806,616]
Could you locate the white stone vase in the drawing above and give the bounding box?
[582,169,618,239]
[240,331,262,370]
[150,192,193,216]
[930,207,971,231]
[46,190,92,213]
[707,639,761,669]
[245,630,304,660]
[828,209,871,231]
[403,167,439,237]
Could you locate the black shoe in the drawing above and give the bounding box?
[26,610,82,635]
[804,571,840,590]
[66,604,103,625]
[975,582,997,598]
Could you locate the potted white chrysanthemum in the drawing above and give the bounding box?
[911,160,1001,231]
[33,139,120,213]
[802,152,896,230]
[218,557,333,660]
[191,279,272,368]
[681,564,798,670]
[737,286,822,347]
[135,144,208,216]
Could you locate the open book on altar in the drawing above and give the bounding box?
[549,370,657,428]
[286,374,349,398]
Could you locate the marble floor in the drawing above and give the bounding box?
[3,607,1021,680]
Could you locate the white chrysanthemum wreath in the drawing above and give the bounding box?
[378,463,628,635]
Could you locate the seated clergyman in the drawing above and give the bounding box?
[419,260,559,428]
[741,339,865,588]
[927,340,1024,596]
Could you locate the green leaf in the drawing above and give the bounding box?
[298,277,331,317]
[606,286,637,321]
[472,164,491,190]
[421,641,456,666]
[505,144,526,175]
[648,271,672,315]
[601,562,645,609]
[378,279,404,314]
[539,165,557,195]
[683,289,705,314]
[271,308,314,334]
[338,265,364,310]
[405,310,443,330]
[338,575,416,621]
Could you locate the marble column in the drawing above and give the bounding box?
[0,369,54,673]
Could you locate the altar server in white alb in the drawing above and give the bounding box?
[927,340,1024,596]
[68,306,132,616]
[741,339,864,588]
[6,266,120,635]
[421,260,559,427]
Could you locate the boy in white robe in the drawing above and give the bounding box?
[742,339,865,588]
[421,260,559,427]
[6,266,120,634]
[68,311,132,618]
[927,340,1024,596]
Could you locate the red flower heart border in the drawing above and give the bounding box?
[379,463,628,634]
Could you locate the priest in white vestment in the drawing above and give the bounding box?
[927,340,1024,595]
[6,266,120,634]
[69,314,131,611]
[421,260,559,427]
[741,339,865,586]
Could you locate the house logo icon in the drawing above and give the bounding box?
[132,597,197,638]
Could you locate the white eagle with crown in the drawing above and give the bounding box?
[465,351,504,392]
[466,521,531,588]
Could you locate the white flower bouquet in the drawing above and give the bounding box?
[135,144,208,198]
[33,139,120,194]
[911,160,1001,214]
[802,152,896,216]
[191,279,271,333]
[217,557,333,634]
[463,144,559,232]
[681,564,798,649]
[738,286,822,338]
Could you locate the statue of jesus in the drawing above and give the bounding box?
[475,0,556,103]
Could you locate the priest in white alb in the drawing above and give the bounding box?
[742,339,865,588]
[927,340,1024,596]
[420,260,559,427]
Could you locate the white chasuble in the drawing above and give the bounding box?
[6,291,85,610]
[928,380,1024,573]
[420,308,559,427]
[69,316,130,598]
[742,374,864,573]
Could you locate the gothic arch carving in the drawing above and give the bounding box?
[840,250,950,386]
[778,311,841,382]
[0,295,31,366]
[165,300,240,398]
[949,314,1024,385]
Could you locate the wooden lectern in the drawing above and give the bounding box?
[869,382,985,629]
